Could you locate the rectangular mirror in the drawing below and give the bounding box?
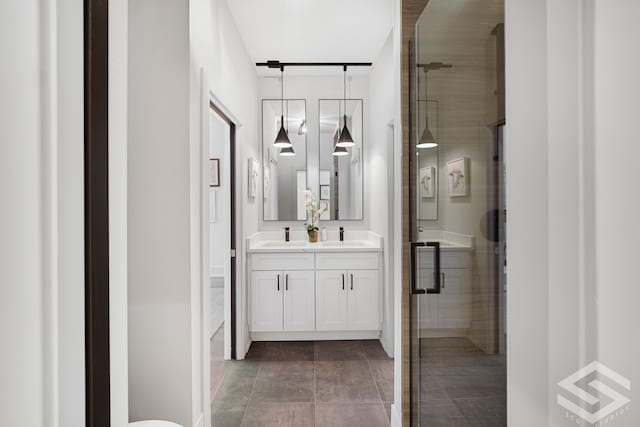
[262,99,307,221]
[318,99,364,220]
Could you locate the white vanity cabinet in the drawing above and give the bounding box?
[315,252,381,332]
[315,269,380,331]
[249,270,316,332]
[248,249,382,340]
[418,250,472,336]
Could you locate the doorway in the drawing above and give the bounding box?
[207,101,237,405]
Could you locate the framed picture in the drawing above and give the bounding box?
[320,185,330,200]
[248,157,259,198]
[209,158,220,187]
[319,200,330,220]
[420,166,435,198]
[263,165,270,200]
[447,157,469,197]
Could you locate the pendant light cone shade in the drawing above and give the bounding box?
[337,114,355,147]
[332,127,348,156]
[416,125,438,148]
[273,116,293,148]
[333,145,349,156]
[279,145,295,156]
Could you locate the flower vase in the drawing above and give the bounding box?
[308,230,318,243]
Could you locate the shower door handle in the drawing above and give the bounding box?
[410,241,441,294]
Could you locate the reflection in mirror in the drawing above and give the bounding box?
[417,97,439,221]
[262,99,307,221]
[318,99,364,220]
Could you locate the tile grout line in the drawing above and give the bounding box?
[366,357,389,421]
[313,343,317,427]
[238,358,262,426]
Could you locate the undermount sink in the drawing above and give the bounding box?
[257,241,306,248]
[314,240,372,248]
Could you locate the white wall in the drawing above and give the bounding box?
[368,32,395,355]
[127,1,194,426]
[506,0,640,425]
[1,0,86,426]
[190,1,260,425]
[111,0,130,424]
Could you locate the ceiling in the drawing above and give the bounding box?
[224,0,393,76]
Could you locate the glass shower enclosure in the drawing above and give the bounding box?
[408,0,506,425]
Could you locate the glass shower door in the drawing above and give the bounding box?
[408,0,506,425]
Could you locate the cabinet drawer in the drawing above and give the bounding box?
[417,251,471,270]
[251,253,315,271]
[316,252,380,270]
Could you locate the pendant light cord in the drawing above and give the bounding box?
[343,65,347,123]
[281,66,284,123]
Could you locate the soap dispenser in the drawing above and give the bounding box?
[321,225,328,242]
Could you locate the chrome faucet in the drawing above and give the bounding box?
[339,226,344,242]
[284,227,290,242]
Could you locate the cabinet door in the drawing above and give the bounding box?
[418,268,439,331]
[347,269,380,331]
[283,270,316,331]
[438,269,472,329]
[250,270,283,332]
[316,270,348,331]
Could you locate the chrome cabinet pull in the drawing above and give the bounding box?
[350,274,354,290]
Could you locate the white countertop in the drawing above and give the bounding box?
[247,231,383,253]
[248,240,382,253]
[417,230,475,251]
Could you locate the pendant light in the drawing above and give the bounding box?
[273,66,293,148]
[279,146,296,156]
[332,128,348,156]
[279,92,296,156]
[336,65,355,147]
[416,69,438,149]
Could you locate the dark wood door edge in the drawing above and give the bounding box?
[209,102,237,359]
[84,0,110,425]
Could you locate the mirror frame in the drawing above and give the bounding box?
[261,98,308,222]
[318,98,365,221]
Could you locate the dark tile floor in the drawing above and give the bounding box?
[211,340,393,427]
[419,337,507,426]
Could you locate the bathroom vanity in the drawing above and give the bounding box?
[417,231,474,337]
[247,231,383,341]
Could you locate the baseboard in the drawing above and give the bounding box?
[251,330,381,341]
[390,403,402,427]
[380,332,394,358]
[193,412,204,427]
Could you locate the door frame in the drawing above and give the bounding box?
[84,0,111,425]
[207,100,238,360]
